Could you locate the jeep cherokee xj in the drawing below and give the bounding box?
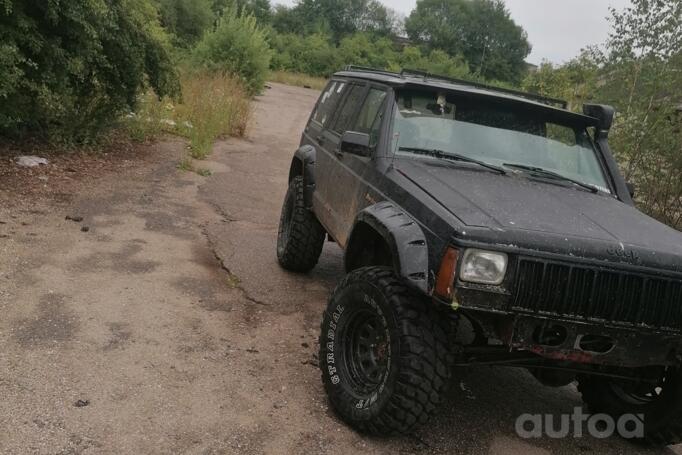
[275,66,682,444]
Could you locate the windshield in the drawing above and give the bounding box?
[391,89,611,192]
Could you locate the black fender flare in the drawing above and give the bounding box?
[345,201,430,294]
[288,145,316,208]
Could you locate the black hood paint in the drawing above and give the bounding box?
[394,158,682,273]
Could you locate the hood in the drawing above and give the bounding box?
[394,159,682,273]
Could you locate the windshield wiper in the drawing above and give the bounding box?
[503,163,599,193]
[399,147,506,175]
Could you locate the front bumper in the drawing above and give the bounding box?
[449,286,682,368]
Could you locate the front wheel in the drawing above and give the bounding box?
[578,367,682,445]
[319,266,453,435]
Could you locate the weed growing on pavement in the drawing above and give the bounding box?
[177,157,194,172]
[177,158,213,177]
[226,273,241,288]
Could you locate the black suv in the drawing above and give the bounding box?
[276,66,682,444]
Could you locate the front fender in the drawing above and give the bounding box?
[348,201,430,294]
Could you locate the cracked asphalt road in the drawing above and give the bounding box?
[1,82,681,454]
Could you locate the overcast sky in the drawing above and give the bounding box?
[274,0,632,65]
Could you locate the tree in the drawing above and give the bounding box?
[405,0,531,83]
[0,0,179,143]
[159,0,215,47]
[522,0,682,229]
[522,52,600,111]
[193,8,272,94]
[271,0,397,40]
[599,0,682,227]
[213,0,272,24]
[269,32,340,76]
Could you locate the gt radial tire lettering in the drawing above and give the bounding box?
[319,266,453,435]
[326,304,345,386]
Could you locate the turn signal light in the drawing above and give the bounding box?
[435,247,459,299]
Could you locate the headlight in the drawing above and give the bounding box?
[460,249,508,285]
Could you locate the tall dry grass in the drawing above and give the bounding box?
[125,72,251,160]
[177,72,251,159]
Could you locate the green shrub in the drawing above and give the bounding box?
[192,8,272,94]
[268,30,476,81]
[269,32,340,77]
[0,0,180,143]
[337,33,395,69]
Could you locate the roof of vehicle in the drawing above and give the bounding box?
[333,66,601,127]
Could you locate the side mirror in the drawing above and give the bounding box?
[340,131,371,157]
[626,181,636,198]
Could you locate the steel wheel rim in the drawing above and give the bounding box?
[341,308,389,395]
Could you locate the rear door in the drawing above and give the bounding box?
[318,82,370,241]
[302,79,349,233]
[324,84,388,245]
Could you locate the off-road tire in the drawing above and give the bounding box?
[276,176,325,272]
[578,368,682,446]
[319,266,453,435]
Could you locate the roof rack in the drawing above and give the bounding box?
[343,65,401,78]
[400,69,568,109]
[341,65,568,109]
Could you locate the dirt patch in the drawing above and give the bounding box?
[172,276,234,312]
[103,322,133,351]
[0,135,161,210]
[69,243,160,274]
[13,293,79,347]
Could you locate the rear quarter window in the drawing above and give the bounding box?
[311,81,347,127]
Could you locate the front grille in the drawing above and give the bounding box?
[512,258,682,331]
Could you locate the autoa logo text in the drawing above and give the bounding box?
[515,407,644,439]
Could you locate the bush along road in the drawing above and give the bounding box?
[0,83,679,454]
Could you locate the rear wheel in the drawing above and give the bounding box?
[578,367,682,445]
[319,266,453,435]
[276,176,325,272]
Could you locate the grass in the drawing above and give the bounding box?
[177,157,193,171]
[268,71,327,90]
[125,71,252,160]
[225,273,241,288]
[176,72,251,159]
[125,92,174,143]
[176,157,213,177]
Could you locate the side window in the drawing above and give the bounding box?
[354,88,387,145]
[312,80,347,127]
[331,84,366,134]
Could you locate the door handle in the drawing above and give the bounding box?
[334,149,343,158]
[316,135,325,144]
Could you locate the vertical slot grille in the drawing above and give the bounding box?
[512,259,682,330]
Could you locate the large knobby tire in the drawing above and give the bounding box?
[319,266,453,435]
[276,176,325,272]
[578,367,682,446]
